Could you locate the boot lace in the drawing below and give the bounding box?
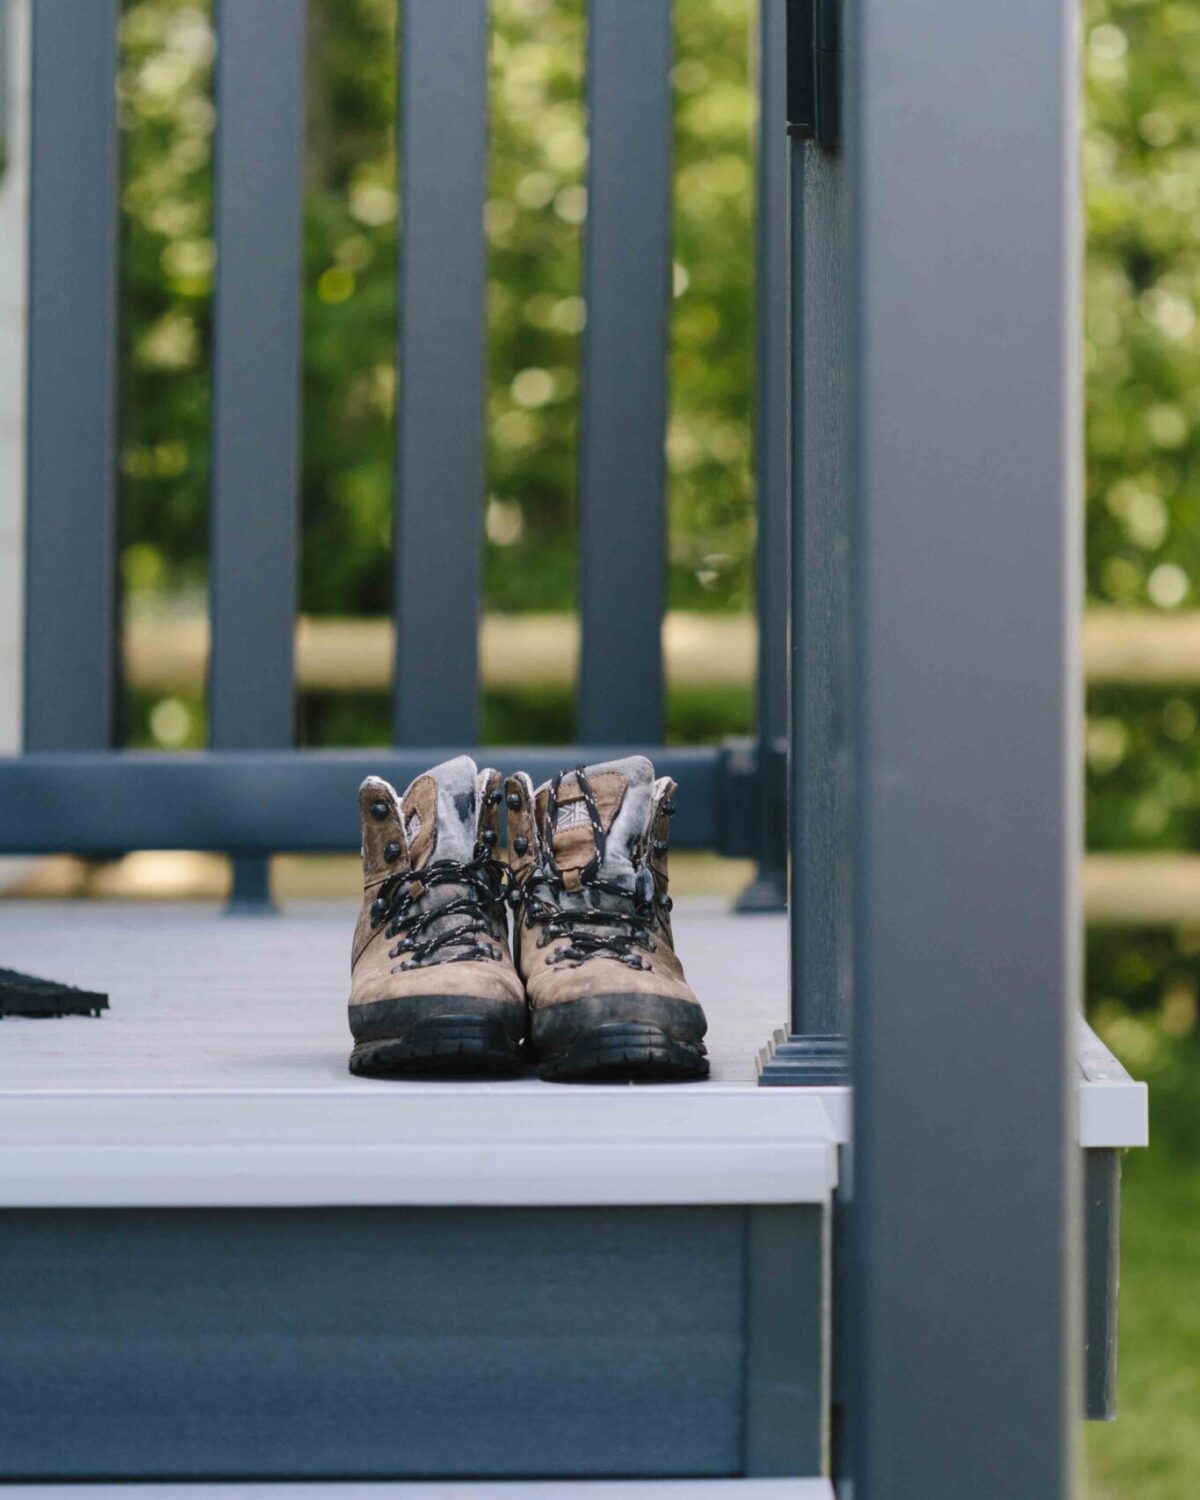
[516,766,659,972]
[370,841,509,971]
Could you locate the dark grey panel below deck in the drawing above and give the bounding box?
[0,1207,744,1479]
[1084,1149,1121,1421]
[745,1204,828,1476]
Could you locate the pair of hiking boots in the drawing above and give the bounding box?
[347,754,709,1083]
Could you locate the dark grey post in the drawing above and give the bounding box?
[578,0,672,746]
[1084,1149,1121,1421]
[737,0,790,915]
[393,0,489,746]
[847,0,1082,1488]
[25,0,120,752]
[210,0,306,908]
[759,4,850,1084]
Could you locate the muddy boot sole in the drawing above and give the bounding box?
[532,992,708,1084]
[538,1020,709,1083]
[349,1014,526,1078]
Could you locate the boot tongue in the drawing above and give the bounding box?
[401,755,479,871]
[539,755,654,890]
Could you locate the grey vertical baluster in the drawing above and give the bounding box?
[210,0,305,908]
[393,0,489,747]
[25,0,120,752]
[759,0,849,1084]
[738,0,790,914]
[578,0,673,746]
[848,0,1082,1489]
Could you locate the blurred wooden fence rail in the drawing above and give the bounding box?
[1084,610,1200,684]
[124,607,1200,694]
[124,611,758,692]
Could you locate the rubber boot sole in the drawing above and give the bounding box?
[533,994,709,1083]
[538,1021,709,1083]
[349,1013,526,1078]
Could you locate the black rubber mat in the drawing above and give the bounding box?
[0,968,108,1018]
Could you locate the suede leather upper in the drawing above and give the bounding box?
[348,759,525,1028]
[505,757,706,1021]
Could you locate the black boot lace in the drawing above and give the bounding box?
[516,766,659,972]
[370,841,510,972]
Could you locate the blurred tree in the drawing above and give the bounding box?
[117,0,213,601]
[1085,0,1200,853]
[1083,0,1200,1026]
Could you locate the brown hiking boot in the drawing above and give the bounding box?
[505,755,709,1082]
[348,755,527,1076]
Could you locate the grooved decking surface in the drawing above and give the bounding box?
[0,899,787,1091]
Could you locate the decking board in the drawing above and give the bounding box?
[0,900,843,1208]
[0,899,782,1090]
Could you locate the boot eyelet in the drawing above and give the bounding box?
[514,836,529,856]
[662,798,677,816]
[488,789,503,806]
[384,841,401,862]
[480,828,497,847]
[652,839,668,855]
[369,801,389,822]
[506,791,522,811]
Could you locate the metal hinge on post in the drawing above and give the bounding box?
[787,0,840,149]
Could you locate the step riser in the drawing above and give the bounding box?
[1,1204,826,1482]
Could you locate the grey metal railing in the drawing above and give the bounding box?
[1,0,788,890]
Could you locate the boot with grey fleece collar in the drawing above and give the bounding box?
[504,755,709,1082]
[348,755,527,1076]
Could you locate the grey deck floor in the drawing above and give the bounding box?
[0,899,788,1091]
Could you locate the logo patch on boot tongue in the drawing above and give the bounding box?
[405,809,423,841]
[554,800,590,832]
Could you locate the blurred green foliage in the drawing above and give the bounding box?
[1085,1023,1200,1499]
[1085,0,1200,617]
[1084,0,1200,1055]
[117,0,213,599]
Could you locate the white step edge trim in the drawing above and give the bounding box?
[809,1024,1149,1150]
[0,1481,835,1499]
[1076,1018,1149,1148]
[0,1088,840,1208]
[0,1017,1143,1210]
